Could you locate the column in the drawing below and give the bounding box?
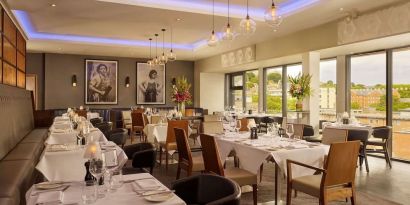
[336,55,347,113]
[302,52,320,132]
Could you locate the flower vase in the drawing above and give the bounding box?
[296,99,303,111]
[178,102,186,116]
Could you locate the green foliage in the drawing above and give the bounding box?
[351,102,361,110]
[351,83,366,89]
[320,80,336,88]
[266,96,282,112]
[267,72,282,83]
[287,98,297,110]
[372,94,410,111]
[246,72,258,89]
[394,84,410,98]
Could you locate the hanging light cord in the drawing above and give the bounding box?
[170,25,173,51]
[247,0,249,16]
[162,29,165,55]
[149,38,152,59]
[227,0,230,25]
[212,0,215,32]
[155,34,158,58]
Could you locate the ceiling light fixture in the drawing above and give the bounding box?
[51,3,56,7]
[160,28,168,64]
[168,25,176,61]
[239,0,256,36]
[264,0,283,28]
[153,33,160,65]
[207,0,219,47]
[147,38,154,66]
[222,0,235,41]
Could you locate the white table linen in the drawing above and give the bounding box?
[323,122,373,137]
[26,173,185,205]
[143,123,192,143]
[215,133,329,178]
[46,129,107,145]
[36,144,127,181]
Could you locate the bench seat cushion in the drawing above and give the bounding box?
[0,197,18,205]
[0,160,33,205]
[21,129,48,143]
[3,143,43,163]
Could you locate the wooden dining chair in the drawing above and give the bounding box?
[202,121,224,134]
[203,115,221,122]
[238,118,250,131]
[76,110,87,118]
[321,128,348,145]
[200,134,258,205]
[131,112,146,143]
[185,109,195,117]
[150,115,162,124]
[159,120,189,170]
[121,110,132,130]
[174,128,204,179]
[286,141,360,205]
[366,126,392,168]
[291,123,304,139]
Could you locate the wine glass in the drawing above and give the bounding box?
[89,158,106,198]
[235,120,241,133]
[286,124,294,139]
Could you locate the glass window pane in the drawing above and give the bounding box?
[287,64,302,119]
[320,59,337,121]
[245,70,259,112]
[232,75,243,87]
[231,90,243,110]
[392,48,410,160]
[350,53,386,127]
[265,67,283,116]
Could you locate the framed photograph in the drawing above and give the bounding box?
[136,63,166,105]
[85,59,118,104]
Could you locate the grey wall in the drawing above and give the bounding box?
[26,53,45,109]
[26,53,194,109]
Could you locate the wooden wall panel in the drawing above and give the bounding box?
[3,39,16,66]
[3,13,16,45]
[17,32,25,56]
[17,52,25,72]
[17,70,25,88]
[0,60,2,84]
[3,62,16,86]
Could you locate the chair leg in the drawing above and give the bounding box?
[165,149,169,171]
[384,144,392,168]
[286,183,292,205]
[176,164,181,180]
[351,188,356,205]
[159,146,163,166]
[252,184,257,205]
[150,166,154,175]
[364,151,369,173]
[259,164,263,183]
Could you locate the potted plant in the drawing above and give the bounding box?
[288,73,312,111]
[171,76,192,116]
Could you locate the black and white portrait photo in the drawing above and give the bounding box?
[85,59,118,104]
[136,63,165,104]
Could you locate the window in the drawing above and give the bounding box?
[392,48,410,160]
[229,73,244,110]
[350,53,387,127]
[320,59,337,121]
[265,67,283,116]
[287,64,302,119]
[245,70,259,112]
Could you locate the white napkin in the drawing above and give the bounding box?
[287,144,309,149]
[135,179,160,189]
[36,191,62,204]
[51,129,68,133]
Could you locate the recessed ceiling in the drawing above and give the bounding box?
[6,0,404,60]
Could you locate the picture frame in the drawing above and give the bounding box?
[85,59,118,104]
[136,62,166,105]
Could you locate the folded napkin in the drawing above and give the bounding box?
[46,144,78,152]
[131,179,163,194]
[36,191,62,204]
[286,144,309,149]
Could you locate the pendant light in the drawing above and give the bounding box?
[159,29,168,64]
[153,33,160,65]
[222,0,234,41]
[147,38,154,66]
[264,0,283,28]
[167,25,176,61]
[239,0,256,36]
[207,0,219,47]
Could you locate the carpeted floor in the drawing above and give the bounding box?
[123,150,401,205]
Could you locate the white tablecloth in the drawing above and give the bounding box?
[215,132,329,178]
[323,122,373,138]
[46,129,107,145]
[36,144,127,182]
[25,173,185,205]
[143,123,192,144]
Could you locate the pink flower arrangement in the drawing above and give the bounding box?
[288,73,312,100]
[171,76,192,104]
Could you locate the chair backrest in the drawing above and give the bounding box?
[107,128,127,146]
[124,142,156,169]
[200,134,224,176]
[202,121,224,134]
[150,115,162,124]
[292,123,304,139]
[166,120,189,145]
[76,110,87,118]
[272,117,283,124]
[204,115,221,122]
[261,116,275,124]
[238,118,249,131]
[303,125,314,136]
[131,112,145,127]
[347,129,369,144]
[95,122,112,137]
[174,128,193,165]
[90,118,103,126]
[372,126,391,140]
[324,141,360,187]
[133,108,145,113]
[185,109,195,117]
[322,128,348,145]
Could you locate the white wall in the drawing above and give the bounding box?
[199,73,225,113]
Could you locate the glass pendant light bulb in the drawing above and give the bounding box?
[222,0,235,41]
[147,38,154,66]
[153,33,159,65]
[167,25,176,61]
[239,0,256,36]
[264,0,283,28]
[207,30,219,47]
[159,29,168,64]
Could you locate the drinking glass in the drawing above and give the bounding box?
[110,169,123,191]
[82,180,97,204]
[89,158,106,198]
[286,124,294,138]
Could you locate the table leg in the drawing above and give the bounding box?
[275,163,278,205]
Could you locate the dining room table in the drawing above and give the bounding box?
[322,122,373,138]
[25,173,186,205]
[212,131,329,205]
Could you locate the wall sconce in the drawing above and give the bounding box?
[125,76,130,88]
[171,77,176,86]
[72,75,77,87]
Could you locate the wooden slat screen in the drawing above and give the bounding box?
[3,62,16,86]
